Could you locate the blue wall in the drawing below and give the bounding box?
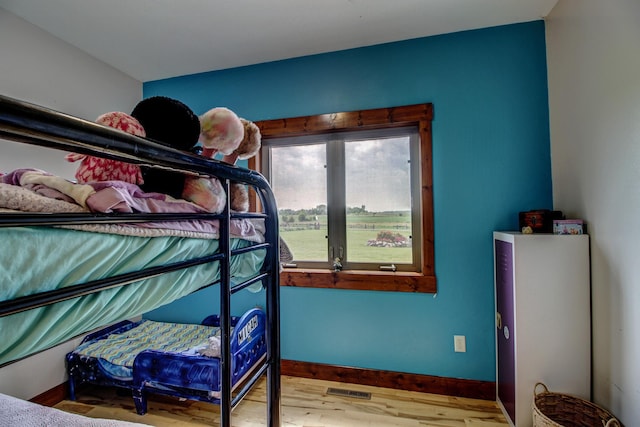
[144,21,551,382]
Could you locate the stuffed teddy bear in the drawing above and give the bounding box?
[223,118,262,212]
[181,167,228,213]
[182,110,262,213]
[197,334,221,358]
[130,96,201,199]
[198,107,244,159]
[181,106,243,213]
[222,118,262,165]
[65,111,146,184]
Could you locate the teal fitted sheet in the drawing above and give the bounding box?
[0,226,265,365]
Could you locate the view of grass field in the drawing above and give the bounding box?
[279,212,412,264]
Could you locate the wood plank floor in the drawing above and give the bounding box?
[54,376,509,427]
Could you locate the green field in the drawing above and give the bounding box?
[280,212,412,263]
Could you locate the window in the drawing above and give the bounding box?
[264,127,420,272]
[251,104,435,293]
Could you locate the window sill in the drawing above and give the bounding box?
[280,269,436,293]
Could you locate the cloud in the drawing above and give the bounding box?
[345,138,411,212]
[269,136,412,212]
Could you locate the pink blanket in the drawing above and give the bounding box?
[0,169,264,242]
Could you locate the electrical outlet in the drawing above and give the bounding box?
[454,335,466,353]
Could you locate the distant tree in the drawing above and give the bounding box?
[347,205,367,215]
[279,208,295,216]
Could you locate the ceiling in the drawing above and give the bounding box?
[0,0,559,82]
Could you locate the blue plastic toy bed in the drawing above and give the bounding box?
[66,308,267,415]
[0,95,281,427]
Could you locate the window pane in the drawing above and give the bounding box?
[271,144,328,262]
[345,137,413,264]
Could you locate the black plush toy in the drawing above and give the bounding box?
[130,96,201,199]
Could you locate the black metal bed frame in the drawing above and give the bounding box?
[0,94,281,427]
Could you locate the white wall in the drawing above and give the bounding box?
[0,8,142,180]
[0,8,142,399]
[546,0,640,424]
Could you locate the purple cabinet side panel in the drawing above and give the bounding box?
[495,239,516,424]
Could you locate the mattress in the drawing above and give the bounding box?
[73,319,222,381]
[0,226,265,366]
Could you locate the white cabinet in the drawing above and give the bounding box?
[494,232,591,427]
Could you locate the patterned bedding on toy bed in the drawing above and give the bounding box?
[67,308,267,414]
[73,320,224,381]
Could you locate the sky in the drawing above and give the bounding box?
[269,136,413,213]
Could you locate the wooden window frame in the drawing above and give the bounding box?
[250,104,436,293]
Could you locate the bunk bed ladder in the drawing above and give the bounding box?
[218,177,282,427]
[219,178,233,427]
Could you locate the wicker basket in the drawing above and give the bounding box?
[532,383,621,427]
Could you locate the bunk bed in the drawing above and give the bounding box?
[0,94,282,427]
